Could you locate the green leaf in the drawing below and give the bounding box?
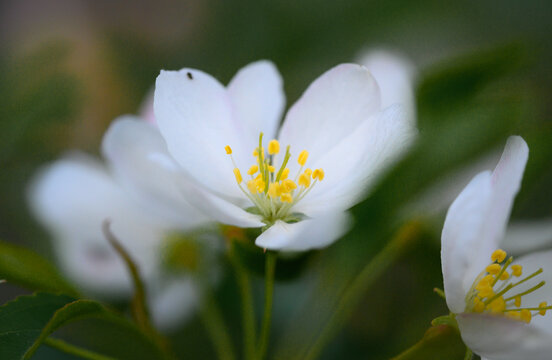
[0,240,78,296]
[391,325,466,360]
[0,293,167,360]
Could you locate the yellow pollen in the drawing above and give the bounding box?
[500,272,510,280]
[233,168,242,184]
[466,248,551,325]
[248,165,259,175]
[539,302,548,316]
[280,193,292,203]
[298,150,309,166]
[486,264,501,275]
[488,297,506,313]
[520,309,532,323]
[298,174,311,188]
[282,179,297,192]
[268,140,280,155]
[268,183,280,198]
[473,297,485,312]
[280,168,290,180]
[511,265,523,277]
[304,168,312,177]
[491,249,507,263]
[225,145,232,154]
[247,180,257,194]
[312,168,324,181]
[268,165,276,172]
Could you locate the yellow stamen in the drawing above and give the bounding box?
[486,264,501,275]
[312,168,324,181]
[282,179,297,192]
[268,165,275,172]
[298,174,311,188]
[473,297,485,312]
[491,249,507,263]
[539,302,548,316]
[268,183,280,198]
[298,150,309,166]
[500,272,510,280]
[514,296,521,307]
[233,168,242,184]
[304,168,312,177]
[268,140,280,155]
[487,297,506,313]
[512,265,523,277]
[280,193,292,203]
[520,309,532,323]
[280,168,290,180]
[248,165,259,175]
[225,145,232,154]
[247,180,257,194]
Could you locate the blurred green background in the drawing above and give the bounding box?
[0,0,551,359]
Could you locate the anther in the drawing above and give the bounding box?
[491,249,507,263]
[298,174,311,188]
[298,150,309,166]
[225,145,232,154]
[248,165,259,175]
[312,168,324,181]
[511,265,523,277]
[268,140,280,155]
[486,264,501,275]
[233,168,242,184]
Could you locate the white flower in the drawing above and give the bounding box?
[145,60,415,251]
[441,136,552,359]
[29,94,212,330]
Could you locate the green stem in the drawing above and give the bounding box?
[200,290,236,360]
[43,337,116,360]
[303,221,423,360]
[229,250,256,360]
[464,347,473,360]
[257,251,277,360]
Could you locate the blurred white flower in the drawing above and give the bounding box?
[29,96,214,331]
[138,60,415,251]
[357,49,417,123]
[441,136,552,359]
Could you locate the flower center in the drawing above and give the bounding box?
[225,132,324,224]
[465,249,551,323]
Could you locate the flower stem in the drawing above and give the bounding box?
[200,289,236,360]
[229,249,256,360]
[43,337,116,360]
[257,251,277,360]
[464,347,473,360]
[303,221,423,360]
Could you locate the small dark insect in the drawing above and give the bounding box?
[187,72,193,80]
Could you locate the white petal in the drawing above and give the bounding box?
[154,68,248,200]
[255,212,352,251]
[277,63,381,176]
[102,116,209,229]
[293,105,416,217]
[504,250,552,335]
[457,313,552,360]
[358,49,416,123]
[228,60,285,149]
[502,219,552,254]
[28,156,162,297]
[482,136,529,251]
[149,277,199,331]
[441,171,494,313]
[176,180,265,228]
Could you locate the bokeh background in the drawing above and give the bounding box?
[1,0,551,359]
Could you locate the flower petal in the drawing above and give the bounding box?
[358,49,416,123]
[483,136,529,252]
[293,105,416,217]
[28,156,162,297]
[228,60,285,149]
[154,68,248,200]
[102,116,210,229]
[457,313,552,360]
[277,63,381,175]
[502,219,552,254]
[149,277,199,331]
[255,212,352,251]
[441,171,494,313]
